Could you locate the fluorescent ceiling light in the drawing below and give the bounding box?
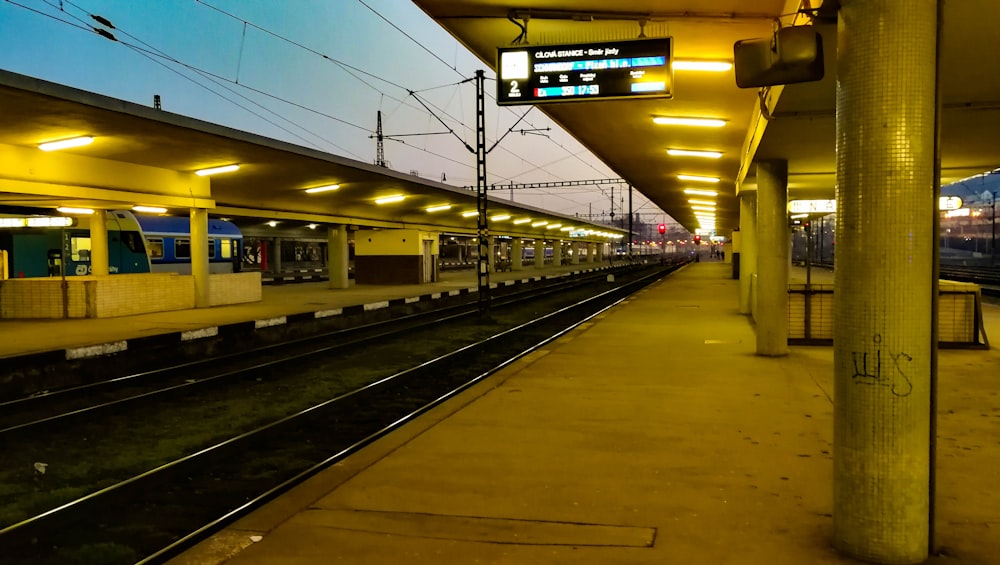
[667,149,723,159]
[462,210,479,218]
[531,221,548,227]
[132,206,166,214]
[678,174,720,183]
[426,204,452,213]
[691,205,717,212]
[305,184,340,194]
[560,226,573,231]
[375,195,405,204]
[513,218,531,224]
[790,214,809,219]
[196,164,240,176]
[653,117,726,127]
[267,221,278,227]
[491,214,511,221]
[39,136,94,151]
[547,224,562,229]
[688,199,716,206]
[307,224,318,229]
[684,188,719,197]
[672,60,733,72]
[57,207,94,215]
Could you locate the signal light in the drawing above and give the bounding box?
[658,223,666,234]
[693,235,702,245]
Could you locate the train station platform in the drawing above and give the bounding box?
[0,261,623,360]
[172,261,1000,565]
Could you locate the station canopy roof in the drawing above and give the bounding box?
[412,0,1000,233]
[0,70,625,242]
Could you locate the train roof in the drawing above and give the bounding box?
[135,215,241,237]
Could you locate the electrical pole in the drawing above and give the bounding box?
[628,184,633,257]
[374,110,387,168]
[475,70,490,317]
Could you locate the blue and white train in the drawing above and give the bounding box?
[0,210,242,277]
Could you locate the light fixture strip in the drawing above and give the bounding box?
[305,184,340,194]
[426,204,452,213]
[375,195,405,205]
[688,199,716,206]
[667,149,723,159]
[678,174,720,183]
[133,206,167,214]
[684,189,719,197]
[691,205,717,212]
[513,218,531,224]
[195,164,240,176]
[672,60,733,72]
[653,117,726,128]
[39,136,94,151]
[57,207,94,215]
[462,210,479,218]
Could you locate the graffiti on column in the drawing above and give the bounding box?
[850,334,913,397]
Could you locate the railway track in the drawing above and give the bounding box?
[0,261,684,564]
[0,264,643,434]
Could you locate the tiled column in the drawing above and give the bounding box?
[738,191,757,315]
[190,208,209,307]
[327,225,349,289]
[536,241,546,270]
[89,209,109,276]
[553,240,563,267]
[511,238,523,270]
[756,160,789,356]
[834,1,936,562]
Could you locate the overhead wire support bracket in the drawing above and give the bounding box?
[407,87,476,154]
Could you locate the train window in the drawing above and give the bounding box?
[121,231,146,254]
[70,236,92,262]
[175,238,190,259]
[147,238,164,259]
[220,238,232,259]
[207,241,216,259]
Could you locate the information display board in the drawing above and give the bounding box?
[497,37,672,106]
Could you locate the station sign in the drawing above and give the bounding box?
[0,216,76,228]
[788,197,964,215]
[939,196,963,211]
[497,38,673,106]
[788,199,836,214]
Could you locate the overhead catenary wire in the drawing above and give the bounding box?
[11,0,634,216]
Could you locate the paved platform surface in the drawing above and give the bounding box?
[0,261,619,359]
[170,261,1000,565]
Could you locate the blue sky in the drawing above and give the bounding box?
[0,0,667,223]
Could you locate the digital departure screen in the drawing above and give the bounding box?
[497,38,672,106]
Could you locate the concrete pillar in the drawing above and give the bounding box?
[512,238,523,270]
[588,243,597,263]
[536,241,546,270]
[738,191,758,315]
[571,242,581,264]
[487,236,497,272]
[89,209,109,276]
[328,225,349,289]
[755,160,789,356]
[833,1,936,562]
[271,237,282,275]
[190,208,209,308]
[553,240,563,266]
